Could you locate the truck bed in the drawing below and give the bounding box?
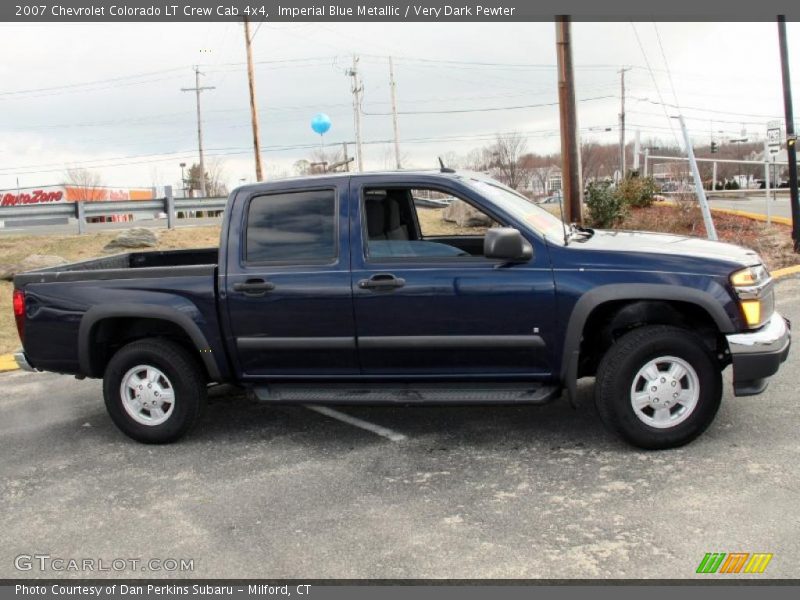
[14,248,218,285]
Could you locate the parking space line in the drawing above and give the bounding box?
[304,405,407,442]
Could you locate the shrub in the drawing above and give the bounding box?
[617,175,658,208]
[585,181,628,228]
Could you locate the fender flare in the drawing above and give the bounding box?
[78,304,222,381]
[560,283,735,404]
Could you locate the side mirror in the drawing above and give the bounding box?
[484,228,532,262]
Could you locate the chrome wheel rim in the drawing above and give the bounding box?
[629,355,700,429]
[120,365,175,426]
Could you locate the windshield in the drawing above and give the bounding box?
[461,175,567,244]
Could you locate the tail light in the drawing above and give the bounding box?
[12,289,25,342]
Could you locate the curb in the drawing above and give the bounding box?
[708,206,793,227]
[0,354,17,373]
[773,264,800,280]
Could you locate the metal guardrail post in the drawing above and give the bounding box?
[165,185,175,230]
[75,201,86,234]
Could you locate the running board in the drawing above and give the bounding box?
[252,382,560,405]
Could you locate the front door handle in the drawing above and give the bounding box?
[358,273,406,291]
[233,279,275,296]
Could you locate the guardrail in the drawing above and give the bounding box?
[0,187,227,233]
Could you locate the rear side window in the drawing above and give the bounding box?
[245,189,336,263]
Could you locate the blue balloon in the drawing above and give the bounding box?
[311,113,332,135]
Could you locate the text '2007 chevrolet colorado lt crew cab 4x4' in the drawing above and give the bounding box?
[11,171,791,448]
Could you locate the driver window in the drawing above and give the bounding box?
[363,187,500,260]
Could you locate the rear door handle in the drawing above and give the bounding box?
[233,279,275,296]
[358,273,405,291]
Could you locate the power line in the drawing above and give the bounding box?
[653,23,681,109]
[0,66,187,97]
[362,95,613,116]
[631,97,784,120]
[629,22,681,146]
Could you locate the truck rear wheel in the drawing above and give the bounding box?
[595,325,722,449]
[103,338,206,443]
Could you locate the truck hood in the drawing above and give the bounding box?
[575,229,760,267]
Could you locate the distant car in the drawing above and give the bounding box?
[537,195,562,205]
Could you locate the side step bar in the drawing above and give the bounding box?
[252,382,561,405]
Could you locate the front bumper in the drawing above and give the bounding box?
[725,312,791,396]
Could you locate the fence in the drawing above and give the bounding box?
[0,187,227,234]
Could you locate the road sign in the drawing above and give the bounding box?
[767,120,783,154]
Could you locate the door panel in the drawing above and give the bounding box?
[225,183,358,378]
[350,178,557,377]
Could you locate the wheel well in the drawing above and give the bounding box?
[87,317,208,380]
[578,300,727,378]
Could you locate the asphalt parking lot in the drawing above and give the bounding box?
[1,278,798,580]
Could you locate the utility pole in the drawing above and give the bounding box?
[181,66,215,197]
[555,16,583,225]
[388,56,402,170]
[346,55,364,172]
[618,67,631,179]
[243,16,264,181]
[778,15,800,252]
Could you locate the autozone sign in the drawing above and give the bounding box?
[1,187,65,207]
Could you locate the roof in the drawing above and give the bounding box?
[232,169,488,194]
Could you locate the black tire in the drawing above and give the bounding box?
[103,338,207,444]
[595,325,722,449]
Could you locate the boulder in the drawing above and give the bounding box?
[102,228,158,252]
[442,199,494,228]
[0,254,68,281]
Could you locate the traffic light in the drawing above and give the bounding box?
[788,134,797,148]
[710,141,719,153]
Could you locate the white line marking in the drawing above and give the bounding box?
[304,405,407,442]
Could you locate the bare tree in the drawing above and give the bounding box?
[64,168,104,200]
[491,132,528,190]
[462,147,489,172]
[186,159,229,197]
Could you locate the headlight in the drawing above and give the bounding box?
[730,264,772,328]
[730,264,770,287]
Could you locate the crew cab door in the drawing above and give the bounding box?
[350,176,557,377]
[222,179,357,379]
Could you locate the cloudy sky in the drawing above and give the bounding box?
[0,20,798,192]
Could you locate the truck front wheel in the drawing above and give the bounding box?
[103,338,207,443]
[595,325,722,449]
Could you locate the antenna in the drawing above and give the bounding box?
[556,192,569,246]
[438,157,455,173]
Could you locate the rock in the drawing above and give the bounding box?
[0,254,68,280]
[102,228,158,252]
[442,199,494,228]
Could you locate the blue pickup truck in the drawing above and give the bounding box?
[12,170,791,448]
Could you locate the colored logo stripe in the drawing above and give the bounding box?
[720,553,749,573]
[744,553,773,574]
[697,553,726,573]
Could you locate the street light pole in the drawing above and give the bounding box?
[179,162,187,198]
[778,15,800,252]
